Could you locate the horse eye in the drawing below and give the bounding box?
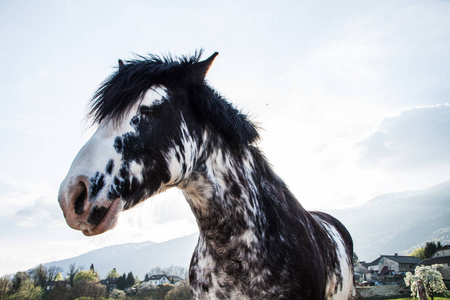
[139,104,164,116]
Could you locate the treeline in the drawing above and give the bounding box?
[0,264,191,300]
[409,241,444,259]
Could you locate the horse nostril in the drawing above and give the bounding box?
[74,182,88,215]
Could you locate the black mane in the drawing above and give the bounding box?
[89,51,259,147]
[89,51,203,125]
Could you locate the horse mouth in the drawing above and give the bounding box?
[83,199,122,236]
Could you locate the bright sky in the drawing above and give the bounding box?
[1,0,449,276]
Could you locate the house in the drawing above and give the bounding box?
[168,275,185,286]
[367,254,421,275]
[354,261,368,281]
[100,277,119,292]
[419,245,450,280]
[432,245,450,258]
[143,274,171,286]
[46,281,69,291]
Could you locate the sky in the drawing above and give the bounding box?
[1,0,450,276]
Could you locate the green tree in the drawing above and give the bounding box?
[30,264,48,289]
[126,271,135,288]
[8,276,43,300]
[55,272,64,281]
[165,284,191,300]
[48,281,71,300]
[424,241,439,259]
[0,276,10,300]
[116,273,127,290]
[410,247,426,260]
[73,269,99,283]
[72,280,106,299]
[405,264,449,300]
[11,271,28,293]
[107,268,120,279]
[110,288,126,299]
[67,263,82,287]
[47,265,63,282]
[154,285,173,300]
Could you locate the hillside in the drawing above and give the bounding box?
[325,180,450,262]
[44,233,198,279]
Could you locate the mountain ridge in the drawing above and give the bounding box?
[44,233,199,279]
[325,180,450,262]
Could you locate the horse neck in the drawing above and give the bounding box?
[180,141,304,249]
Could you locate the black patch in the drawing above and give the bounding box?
[74,184,87,215]
[89,172,105,201]
[114,137,123,153]
[105,159,114,175]
[87,205,108,225]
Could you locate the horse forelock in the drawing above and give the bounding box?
[88,50,260,149]
[88,50,204,125]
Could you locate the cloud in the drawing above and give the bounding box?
[0,176,63,228]
[356,104,450,170]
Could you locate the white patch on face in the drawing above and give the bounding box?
[60,85,168,205]
[129,160,144,183]
[140,86,168,107]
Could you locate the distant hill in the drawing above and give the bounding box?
[44,233,198,279]
[43,181,450,278]
[325,180,450,262]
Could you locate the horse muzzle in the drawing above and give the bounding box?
[58,175,122,236]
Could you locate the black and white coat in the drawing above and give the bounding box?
[58,51,356,299]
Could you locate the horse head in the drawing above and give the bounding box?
[58,52,222,236]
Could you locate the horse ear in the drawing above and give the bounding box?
[193,52,218,82]
[118,59,125,69]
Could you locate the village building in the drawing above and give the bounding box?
[419,245,450,280]
[366,254,421,275]
[142,274,171,287]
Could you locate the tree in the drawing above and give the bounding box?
[55,272,64,281]
[165,284,191,300]
[352,252,359,265]
[410,247,426,260]
[110,288,126,299]
[73,269,99,283]
[48,281,72,300]
[154,285,173,300]
[404,264,449,300]
[11,272,28,293]
[30,264,48,289]
[72,280,106,299]
[424,241,439,259]
[67,263,82,287]
[47,265,63,282]
[0,276,10,300]
[126,271,135,288]
[7,276,43,300]
[107,268,120,279]
[116,273,127,290]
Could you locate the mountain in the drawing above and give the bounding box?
[44,233,199,279]
[325,180,450,262]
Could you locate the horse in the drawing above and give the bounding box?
[58,51,356,299]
